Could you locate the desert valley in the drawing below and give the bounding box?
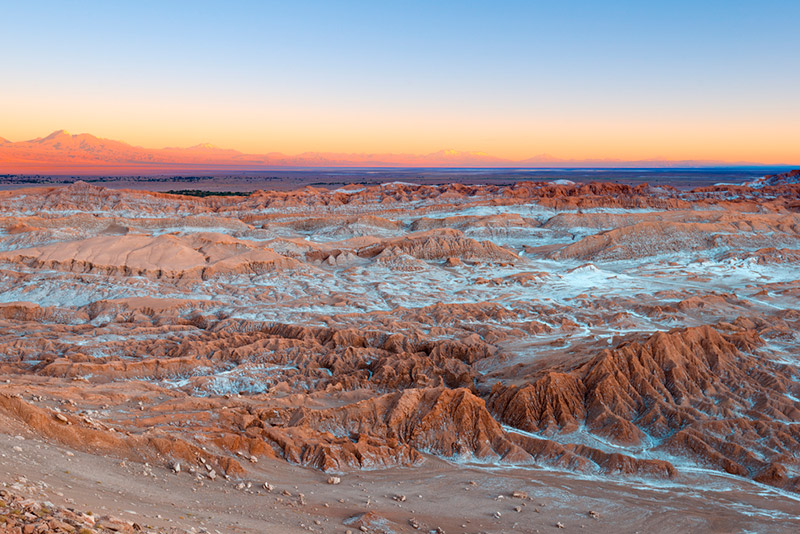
[0,172,799,533]
[5,1,800,532]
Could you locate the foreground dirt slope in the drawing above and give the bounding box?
[1,175,800,533]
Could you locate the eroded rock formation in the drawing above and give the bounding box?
[0,177,798,498]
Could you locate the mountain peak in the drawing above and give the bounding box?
[433,149,470,157]
[33,130,110,149]
[42,129,72,141]
[188,143,223,151]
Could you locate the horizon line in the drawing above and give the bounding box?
[1,129,798,171]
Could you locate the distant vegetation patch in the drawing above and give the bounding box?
[166,189,253,197]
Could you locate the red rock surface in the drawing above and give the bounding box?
[1,178,800,531]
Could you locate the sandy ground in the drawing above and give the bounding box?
[2,423,798,534]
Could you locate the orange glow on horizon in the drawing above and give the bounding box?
[2,120,798,167]
[1,90,798,166]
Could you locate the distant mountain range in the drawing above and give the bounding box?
[0,130,786,174]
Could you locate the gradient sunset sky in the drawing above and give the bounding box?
[2,0,799,163]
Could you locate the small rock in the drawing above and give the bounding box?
[48,519,75,532]
[511,491,528,499]
[588,510,600,519]
[556,522,565,529]
[327,476,341,485]
[263,482,274,492]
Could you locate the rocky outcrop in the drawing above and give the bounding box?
[488,326,800,489]
[0,233,300,279]
[357,229,519,262]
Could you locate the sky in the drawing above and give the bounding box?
[2,0,799,163]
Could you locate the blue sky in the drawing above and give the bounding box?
[2,0,798,162]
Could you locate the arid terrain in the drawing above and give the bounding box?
[1,172,800,533]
